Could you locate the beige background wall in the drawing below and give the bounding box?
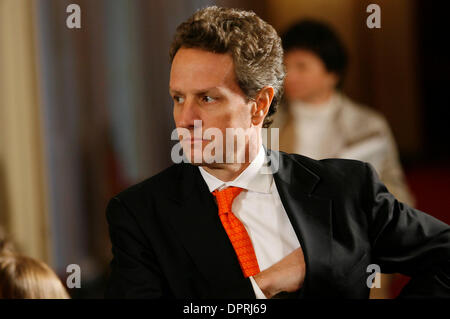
[0,0,50,262]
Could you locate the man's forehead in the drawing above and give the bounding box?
[172,47,232,64]
[169,48,237,92]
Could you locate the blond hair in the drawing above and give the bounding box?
[0,253,70,299]
[0,227,14,255]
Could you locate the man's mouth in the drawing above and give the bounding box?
[182,137,211,144]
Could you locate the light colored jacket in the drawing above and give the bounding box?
[271,92,415,207]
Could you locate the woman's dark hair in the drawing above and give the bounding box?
[281,19,348,87]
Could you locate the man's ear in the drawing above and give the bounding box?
[252,86,274,126]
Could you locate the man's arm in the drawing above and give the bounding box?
[363,162,450,298]
[105,197,169,298]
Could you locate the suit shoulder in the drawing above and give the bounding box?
[320,157,368,176]
[286,152,369,189]
[288,152,367,175]
[285,153,373,210]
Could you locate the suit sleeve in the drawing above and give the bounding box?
[363,162,450,298]
[105,197,169,298]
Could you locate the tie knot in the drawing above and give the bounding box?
[212,187,243,215]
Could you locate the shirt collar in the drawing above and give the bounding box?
[198,146,273,194]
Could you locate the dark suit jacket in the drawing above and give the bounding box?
[105,150,450,298]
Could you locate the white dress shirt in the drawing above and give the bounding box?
[198,146,301,298]
[290,94,339,160]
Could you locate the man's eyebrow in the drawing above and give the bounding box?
[169,87,221,95]
[169,88,182,95]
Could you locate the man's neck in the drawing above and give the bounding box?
[202,162,251,182]
[201,143,261,182]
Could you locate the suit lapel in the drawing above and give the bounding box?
[165,164,254,298]
[268,150,333,297]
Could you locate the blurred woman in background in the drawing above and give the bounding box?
[275,19,415,207]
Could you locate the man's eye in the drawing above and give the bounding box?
[202,96,215,103]
[173,96,185,103]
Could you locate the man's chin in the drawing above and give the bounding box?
[187,160,203,167]
[184,155,225,167]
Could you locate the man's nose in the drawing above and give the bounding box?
[176,97,200,129]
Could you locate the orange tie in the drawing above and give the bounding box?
[212,187,260,278]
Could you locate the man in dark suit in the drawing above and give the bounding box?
[105,6,450,298]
